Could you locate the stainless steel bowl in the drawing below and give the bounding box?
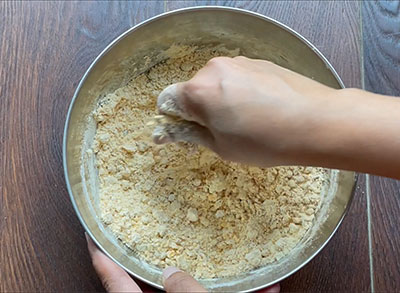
[63,7,356,292]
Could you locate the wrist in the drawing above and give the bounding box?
[283,88,365,167]
[288,88,400,177]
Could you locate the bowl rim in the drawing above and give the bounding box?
[63,6,354,292]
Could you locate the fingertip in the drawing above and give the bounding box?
[162,267,182,284]
[272,283,281,293]
[162,267,207,293]
[85,235,143,292]
[152,125,173,145]
[85,232,97,256]
[84,231,89,242]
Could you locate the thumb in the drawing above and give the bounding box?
[86,233,142,292]
[157,83,192,121]
[162,267,207,293]
[152,119,214,148]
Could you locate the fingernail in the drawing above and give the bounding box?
[85,232,97,256]
[85,232,94,247]
[160,99,178,114]
[162,266,182,282]
[153,134,172,144]
[152,126,173,144]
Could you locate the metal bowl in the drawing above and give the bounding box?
[63,7,356,292]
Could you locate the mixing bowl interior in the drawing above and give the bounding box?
[64,7,355,292]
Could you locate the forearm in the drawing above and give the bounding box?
[295,88,400,178]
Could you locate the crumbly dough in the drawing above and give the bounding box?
[92,45,328,279]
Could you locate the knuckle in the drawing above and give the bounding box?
[233,55,247,61]
[181,80,201,99]
[206,56,231,67]
[182,80,218,102]
[101,277,113,292]
[180,81,202,108]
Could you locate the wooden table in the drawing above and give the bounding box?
[1,1,399,292]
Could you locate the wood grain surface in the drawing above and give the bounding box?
[370,176,400,292]
[362,1,400,292]
[0,1,163,292]
[0,1,397,292]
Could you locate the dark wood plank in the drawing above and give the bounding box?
[0,1,164,292]
[362,0,400,96]
[369,176,400,292]
[167,1,369,292]
[362,1,400,292]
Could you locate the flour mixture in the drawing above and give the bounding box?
[92,45,329,278]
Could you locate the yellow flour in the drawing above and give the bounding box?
[92,45,328,279]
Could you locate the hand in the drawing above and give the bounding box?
[86,233,280,292]
[154,56,400,178]
[153,56,337,167]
